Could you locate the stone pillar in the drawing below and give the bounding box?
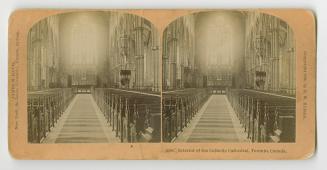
[135,18,144,90]
[168,38,177,90]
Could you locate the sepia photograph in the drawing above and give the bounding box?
[27,11,161,143]
[8,9,316,160]
[162,11,296,143]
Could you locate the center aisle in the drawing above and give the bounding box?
[43,94,119,143]
[175,95,248,143]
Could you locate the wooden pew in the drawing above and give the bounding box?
[162,88,210,142]
[91,88,161,143]
[226,89,296,143]
[28,88,74,143]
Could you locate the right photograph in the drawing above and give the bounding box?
[162,11,296,143]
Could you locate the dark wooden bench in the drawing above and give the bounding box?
[28,88,74,143]
[227,89,295,143]
[92,88,161,143]
[162,88,210,142]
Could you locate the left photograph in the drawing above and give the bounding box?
[27,11,161,143]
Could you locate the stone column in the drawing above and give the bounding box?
[168,23,178,90]
[135,18,144,90]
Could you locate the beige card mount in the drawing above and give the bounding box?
[8,9,316,159]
